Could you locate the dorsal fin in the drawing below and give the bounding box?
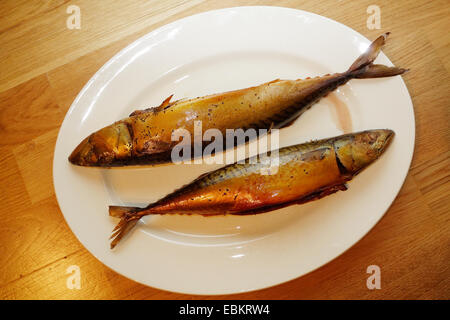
[129,94,174,117]
[159,94,174,110]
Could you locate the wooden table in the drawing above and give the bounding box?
[0,0,448,300]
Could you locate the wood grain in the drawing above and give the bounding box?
[0,0,448,299]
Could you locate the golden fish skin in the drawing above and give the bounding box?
[69,33,406,167]
[109,129,394,248]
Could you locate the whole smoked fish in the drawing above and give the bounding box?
[69,34,406,167]
[109,129,394,248]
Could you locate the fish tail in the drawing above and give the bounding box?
[109,206,143,249]
[347,32,408,78]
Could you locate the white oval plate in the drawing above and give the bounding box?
[53,6,414,295]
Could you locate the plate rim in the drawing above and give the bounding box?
[53,5,415,295]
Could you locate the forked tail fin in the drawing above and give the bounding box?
[109,206,143,249]
[348,33,408,78]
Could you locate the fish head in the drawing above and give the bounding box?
[334,129,394,175]
[68,122,132,166]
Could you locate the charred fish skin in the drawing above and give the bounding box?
[69,33,406,167]
[109,129,394,248]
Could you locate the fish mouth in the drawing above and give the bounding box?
[385,129,394,143]
[377,129,395,155]
[68,137,95,166]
